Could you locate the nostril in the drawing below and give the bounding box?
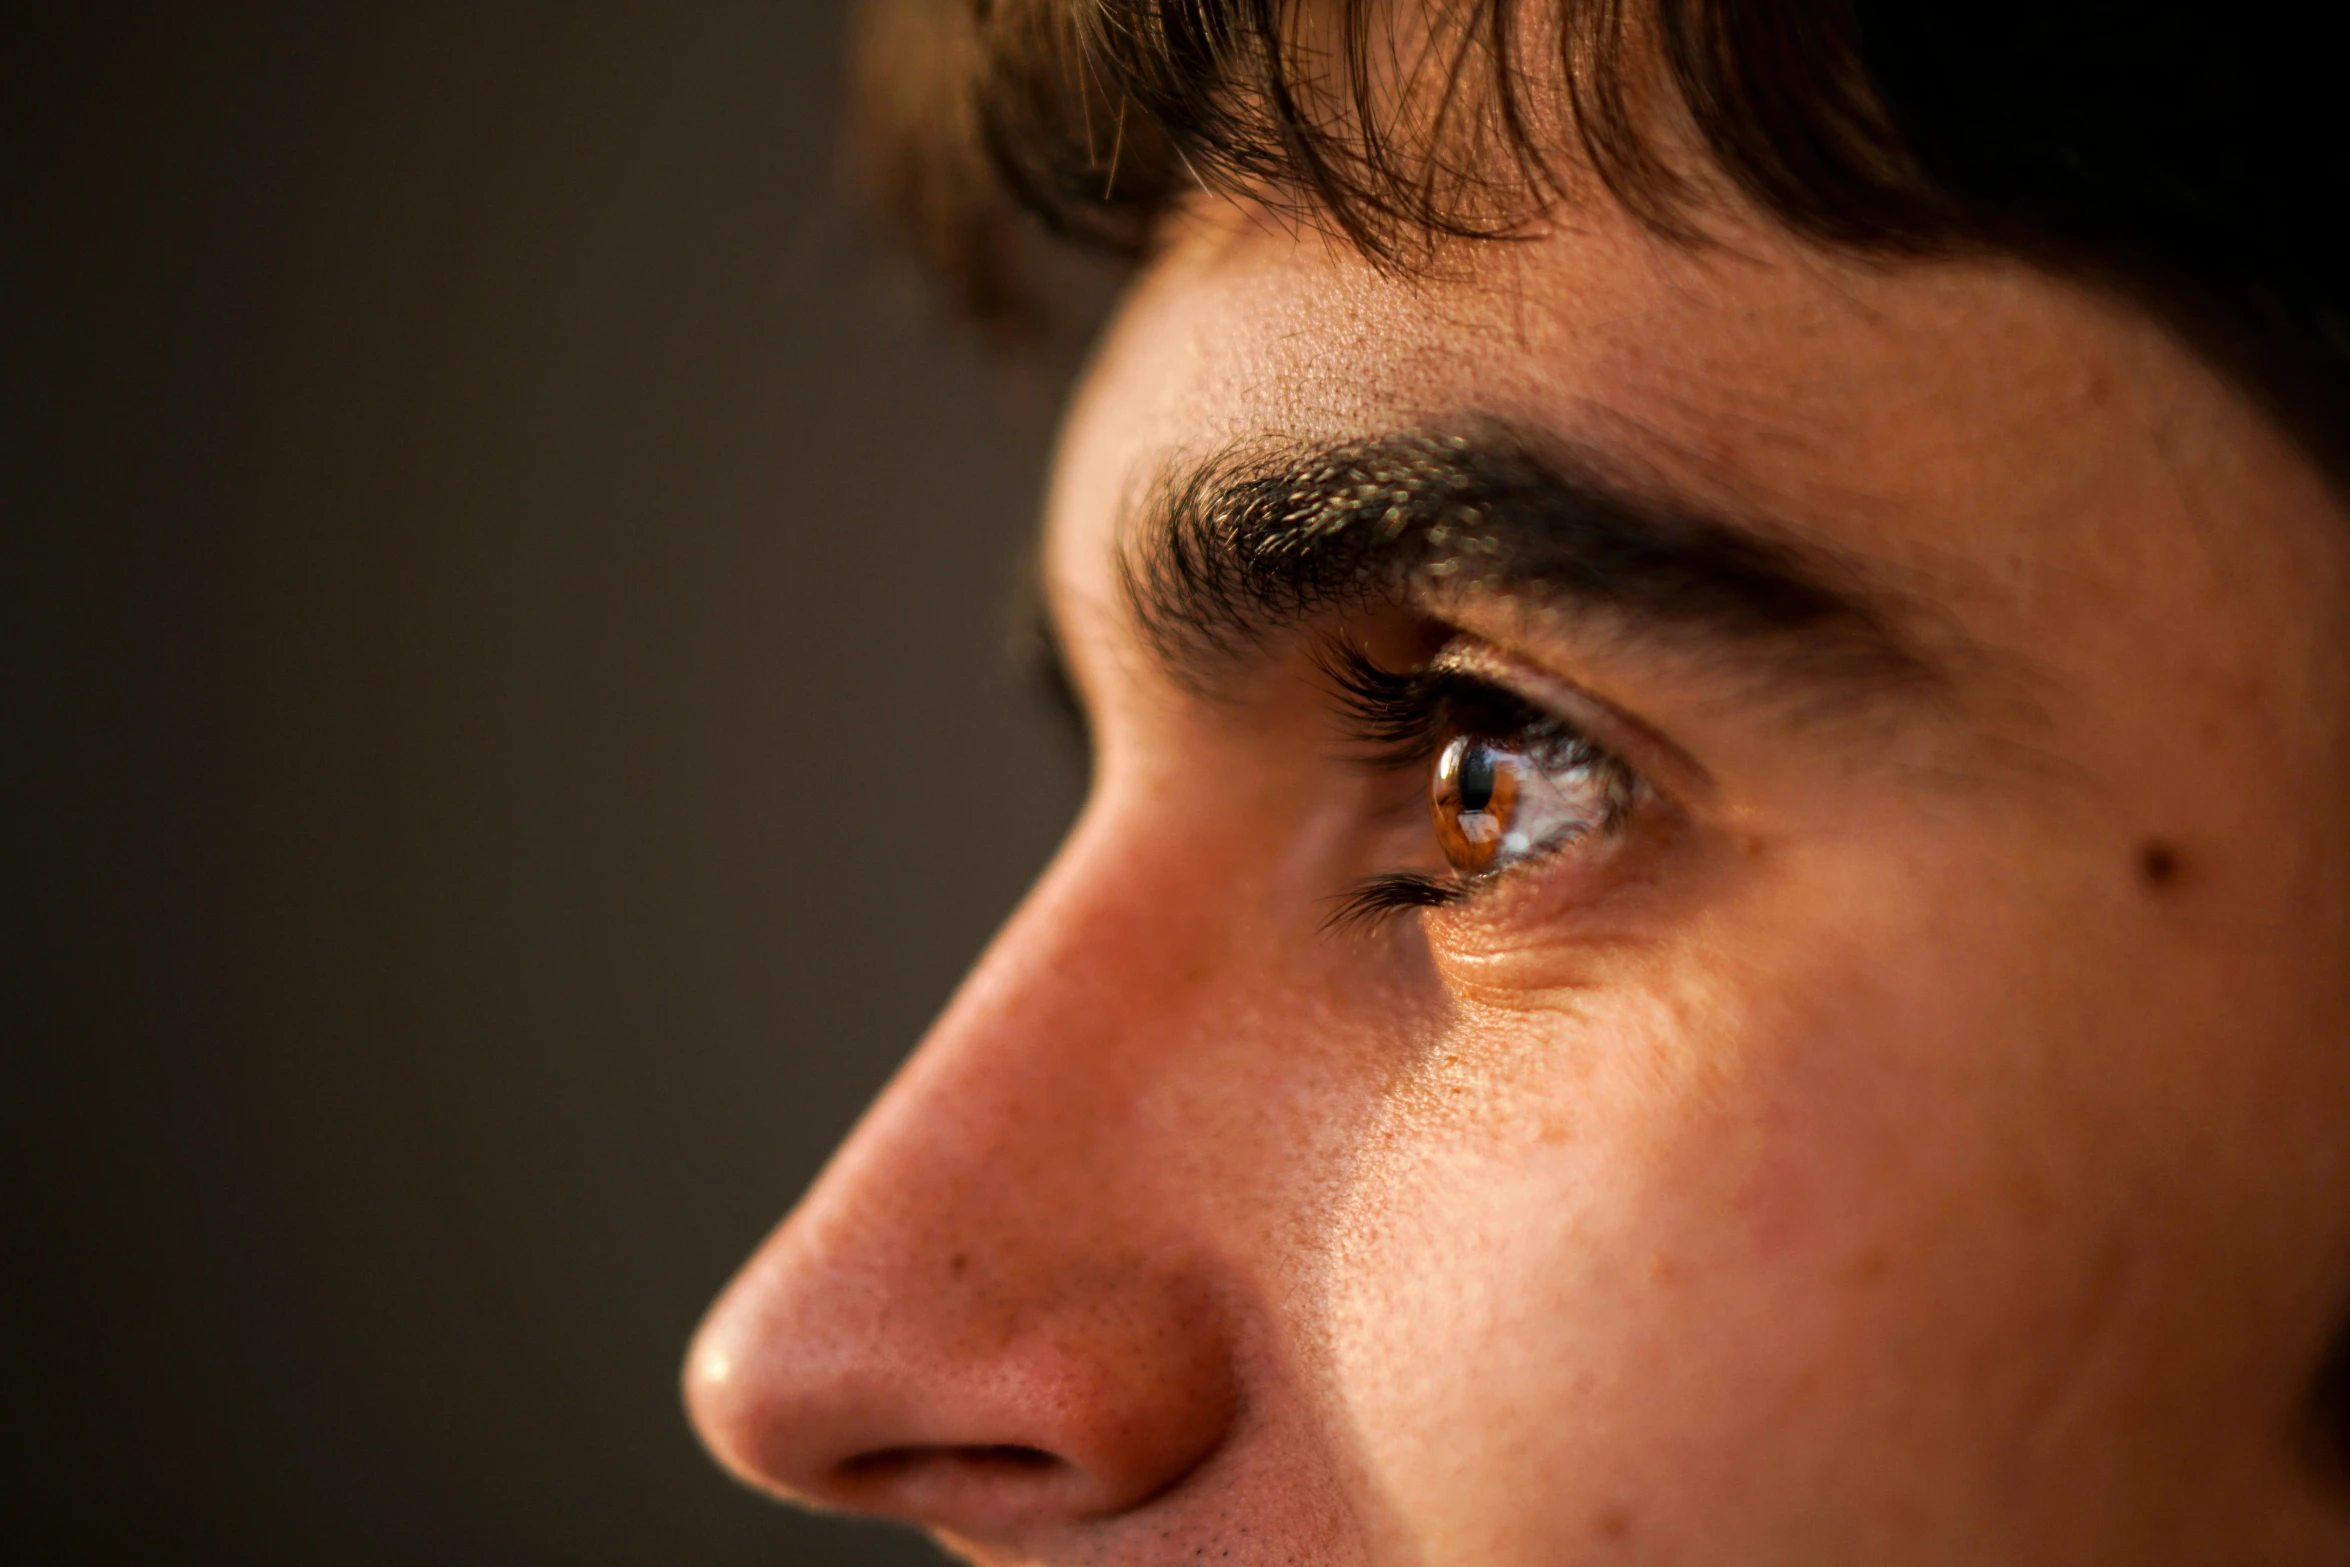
[839,1443,1065,1482]
[827,1442,1105,1532]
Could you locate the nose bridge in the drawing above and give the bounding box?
[809,795,1230,1261]
[685,800,1254,1533]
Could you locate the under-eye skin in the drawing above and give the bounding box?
[1324,643,1642,928]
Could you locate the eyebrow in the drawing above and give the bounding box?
[1114,423,1935,700]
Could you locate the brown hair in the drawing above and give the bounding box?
[852,0,2350,480]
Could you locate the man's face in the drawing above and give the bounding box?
[687,193,2350,1563]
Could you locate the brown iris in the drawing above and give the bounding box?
[1431,734,1525,875]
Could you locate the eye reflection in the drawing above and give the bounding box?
[1431,728,1624,877]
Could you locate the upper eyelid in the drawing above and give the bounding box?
[1432,677,1577,742]
[1318,644,1450,765]
[1322,642,1622,781]
[1426,643,1715,804]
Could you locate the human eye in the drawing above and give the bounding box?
[1323,643,1643,926]
[1431,703,1632,875]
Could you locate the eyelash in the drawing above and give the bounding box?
[1320,642,1637,929]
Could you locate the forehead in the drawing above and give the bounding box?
[1047,198,2333,638]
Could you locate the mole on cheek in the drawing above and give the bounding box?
[2138,840,2182,890]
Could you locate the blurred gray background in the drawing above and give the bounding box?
[11,5,1086,1561]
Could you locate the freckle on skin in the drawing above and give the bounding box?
[950,1253,969,1276]
[1596,1505,1634,1540]
[2139,839,2182,889]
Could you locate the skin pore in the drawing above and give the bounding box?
[686,179,2350,1564]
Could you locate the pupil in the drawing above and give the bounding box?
[1458,744,1496,813]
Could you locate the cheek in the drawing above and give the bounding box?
[1310,997,1809,1562]
[1305,944,2110,1565]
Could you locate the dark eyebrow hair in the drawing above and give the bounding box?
[1116,425,1934,700]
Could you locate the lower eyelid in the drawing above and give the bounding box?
[1338,780,1635,935]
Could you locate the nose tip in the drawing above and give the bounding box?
[682,1249,1236,1540]
[681,812,1267,1544]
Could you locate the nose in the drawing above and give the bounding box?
[682,828,1243,1543]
